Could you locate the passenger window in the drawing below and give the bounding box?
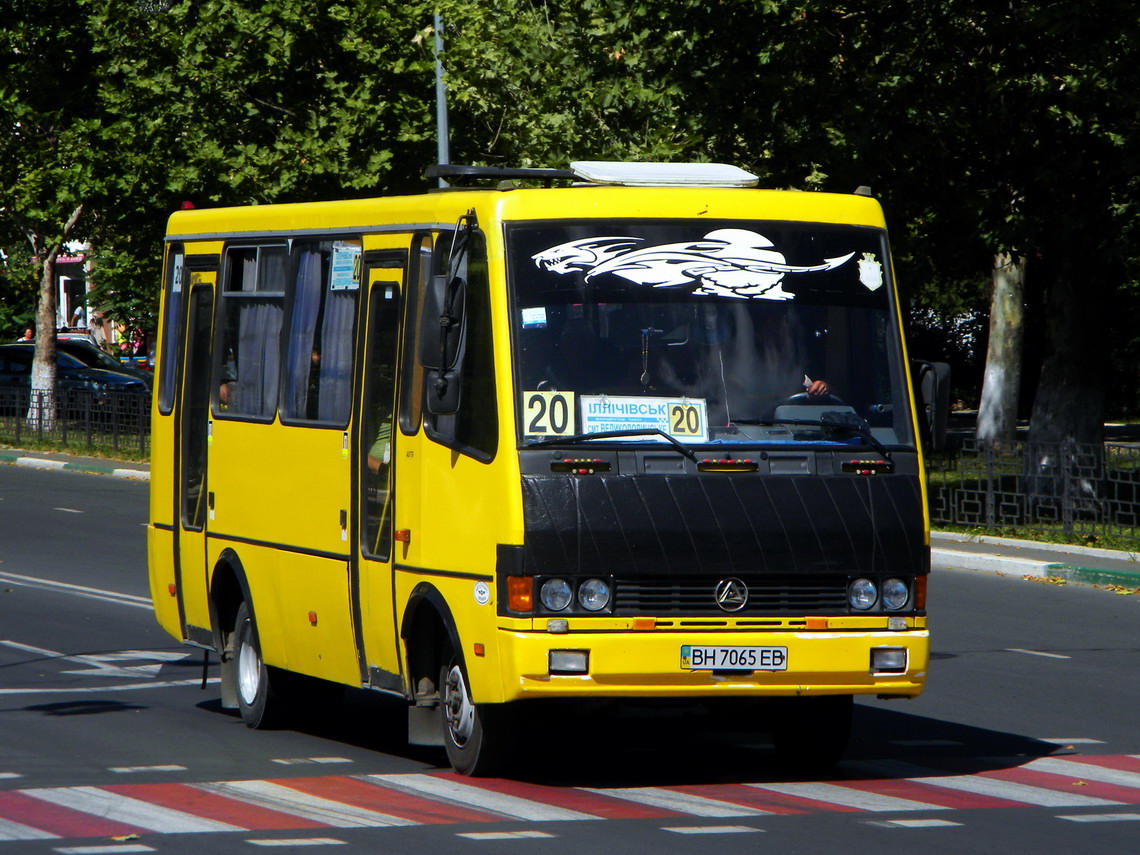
[216,245,287,419]
[282,240,361,424]
[157,245,185,415]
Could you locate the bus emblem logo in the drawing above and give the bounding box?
[714,578,748,612]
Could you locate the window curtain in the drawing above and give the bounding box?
[318,288,356,421]
[234,298,283,416]
[284,248,322,418]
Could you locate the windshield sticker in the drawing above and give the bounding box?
[524,390,576,436]
[521,306,548,328]
[580,395,709,442]
[858,252,883,291]
[533,229,855,301]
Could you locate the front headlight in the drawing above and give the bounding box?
[577,578,611,611]
[540,578,572,611]
[881,578,910,610]
[848,578,878,610]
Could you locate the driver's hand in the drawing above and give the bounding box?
[805,379,830,398]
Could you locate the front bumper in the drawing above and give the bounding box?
[492,620,929,702]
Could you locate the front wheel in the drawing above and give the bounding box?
[440,656,511,776]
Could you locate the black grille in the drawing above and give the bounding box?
[615,575,849,615]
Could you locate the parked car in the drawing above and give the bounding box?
[0,343,149,419]
[54,338,154,389]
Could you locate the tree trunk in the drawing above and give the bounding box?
[28,250,60,431]
[975,252,1025,443]
[25,204,83,431]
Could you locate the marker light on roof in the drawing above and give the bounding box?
[570,161,760,188]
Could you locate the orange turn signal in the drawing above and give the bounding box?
[914,575,928,610]
[507,577,534,612]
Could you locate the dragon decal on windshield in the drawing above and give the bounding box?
[532,228,857,300]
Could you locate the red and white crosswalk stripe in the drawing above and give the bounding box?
[0,754,1137,842]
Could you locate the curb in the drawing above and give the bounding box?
[0,452,149,482]
[931,547,1140,591]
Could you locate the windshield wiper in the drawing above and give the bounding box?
[731,413,892,461]
[527,428,698,462]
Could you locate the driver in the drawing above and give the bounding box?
[659,303,831,425]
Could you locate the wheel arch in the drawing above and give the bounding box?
[401,582,464,698]
[208,548,253,656]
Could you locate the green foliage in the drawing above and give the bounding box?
[0,0,1137,419]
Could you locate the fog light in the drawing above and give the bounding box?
[848,578,877,610]
[540,578,573,611]
[871,647,907,673]
[577,578,611,611]
[881,578,910,610]
[549,650,589,674]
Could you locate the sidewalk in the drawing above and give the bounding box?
[3,446,1138,590]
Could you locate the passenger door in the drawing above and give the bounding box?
[175,278,216,640]
[353,254,405,691]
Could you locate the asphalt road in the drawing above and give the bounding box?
[1,464,1138,854]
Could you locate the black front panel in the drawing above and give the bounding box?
[520,472,926,614]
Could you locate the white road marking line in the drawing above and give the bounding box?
[109,765,187,774]
[456,831,556,840]
[271,757,353,766]
[365,774,596,821]
[54,508,84,514]
[1057,813,1140,823]
[1040,738,1105,745]
[0,772,22,780]
[874,818,962,829]
[748,782,948,812]
[0,817,60,841]
[24,786,244,833]
[197,780,415,828]
[0,641,186,679]
[1006,648,1071,659]
[662,825,763,834]
[53,846,155,854]
[0,677,219,696]
[580,786,771,817]
[1024,757,1140,789]
[0,575,151,609]
[247,839,347,847]
[909,774,1122,807]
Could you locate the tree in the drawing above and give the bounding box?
[0,0,104,422]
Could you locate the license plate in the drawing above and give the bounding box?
[680,645,788,671]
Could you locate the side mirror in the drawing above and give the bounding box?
[419,273,467,415]
[911,359,951,451]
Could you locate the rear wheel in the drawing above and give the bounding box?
[440,654,511,776]
[769,695,853,773]
[233,601,282,729]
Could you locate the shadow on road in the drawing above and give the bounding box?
[198,685,1060,788]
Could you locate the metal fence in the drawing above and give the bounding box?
[0,388,150,457]
[927,438,1140,549]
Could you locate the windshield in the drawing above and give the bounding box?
[507,220,913,449]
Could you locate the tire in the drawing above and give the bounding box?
[233,601,282,729]
[769,695,853,774]
[439,654,510,776]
